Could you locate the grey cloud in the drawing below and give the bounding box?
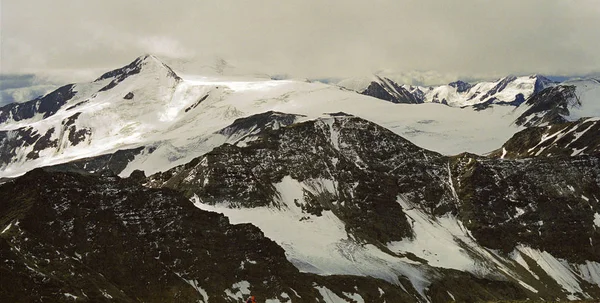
[1,0,599,84]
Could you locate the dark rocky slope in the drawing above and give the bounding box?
[1,169,429,302]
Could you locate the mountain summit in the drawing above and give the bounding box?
[95,54,181,86]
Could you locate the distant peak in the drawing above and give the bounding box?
[94,54,180,83]
[448,80,470,87]
[448,80,472,93]
[529,74,552,81]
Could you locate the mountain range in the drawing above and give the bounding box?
[2,55,600,302]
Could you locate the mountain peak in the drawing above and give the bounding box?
[94,54,180,83]
[448,80,472,93]
[92,54,181,92]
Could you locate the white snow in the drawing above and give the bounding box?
[594,213,600,228]
[1,222,12,234]
[100,289,113,299]
[515,246,586,296]
[517,281,539,294]
[225,281,251,301]
[63,293,78,300]
[447,291,455,301]
[343,292,365,303]
[389,198,488,272]
[316,286,349,303]
[510,250,539,280]
[574,262,600,286]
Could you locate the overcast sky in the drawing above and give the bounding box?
[1,0,599,85]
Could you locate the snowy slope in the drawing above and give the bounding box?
[0,55,528,179]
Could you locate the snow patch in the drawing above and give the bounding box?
[389,198,485,272]
[516,246,586,296]
[225,281,251,301]
[1,222,12,234]
[316,286,349,303]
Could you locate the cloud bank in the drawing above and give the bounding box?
[2,0,599,84]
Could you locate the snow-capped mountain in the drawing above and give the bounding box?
[339,74,555,107]
[0,55,534,179]
[2,55,600,302]
[337,75,423,104]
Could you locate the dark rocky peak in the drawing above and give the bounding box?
[448,80,472,93]
[94,54,181,92]
[361,76,424,104]
[147,113,451,244]
[0,84,75,124]
[514,84,578,127]
[531,74,556,94]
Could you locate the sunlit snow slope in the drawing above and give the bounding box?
[0,55,527,178]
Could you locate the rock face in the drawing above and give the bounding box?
[450,153,600,262]
[0,169,427,303]
[144,112,600,301]
[448,80,472,93]
[148,114,451,244]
